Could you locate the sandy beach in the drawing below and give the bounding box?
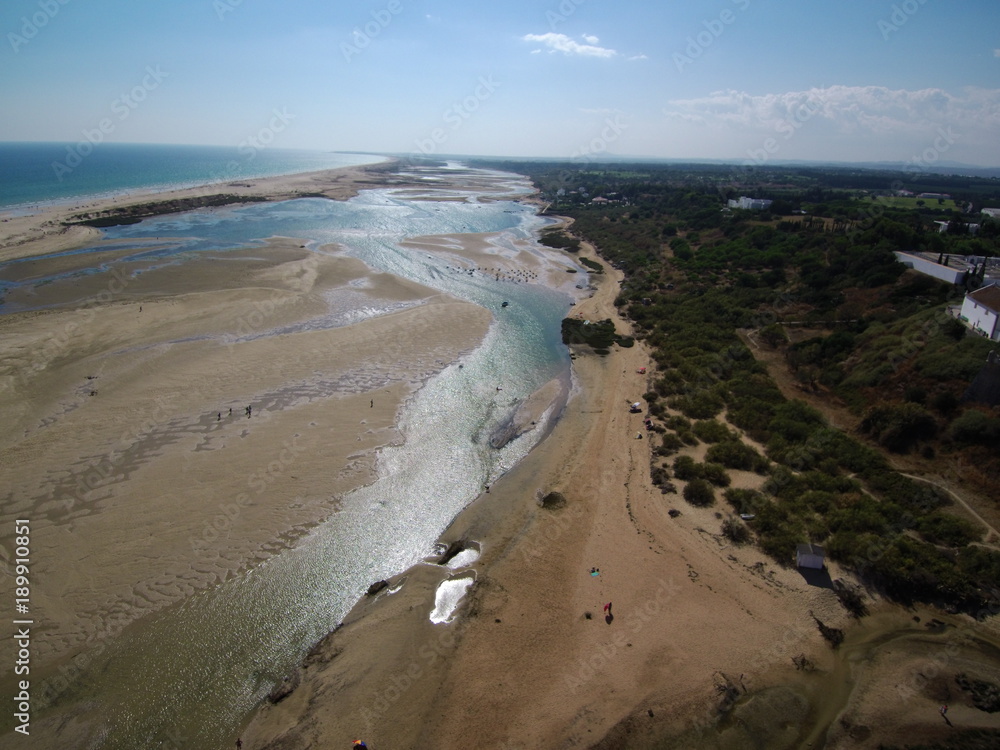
[241,232,1000,749]
[3,166,1000,749]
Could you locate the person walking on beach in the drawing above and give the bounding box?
[235,739,242,749]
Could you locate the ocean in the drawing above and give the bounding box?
[0,142,385,210]
[0,157,586,747]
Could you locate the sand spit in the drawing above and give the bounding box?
[0,161,404,266]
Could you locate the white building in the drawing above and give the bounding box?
[796,543,825,570]
[893,252,967,285]
[935,221,980,235]
[727,196,773,211]
[960,282,1000,341]
[982,207,1000,219]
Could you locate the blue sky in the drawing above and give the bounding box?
[3,0,999,166]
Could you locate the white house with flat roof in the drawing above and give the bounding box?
[961,282,1000,341]
[727,196,773,210]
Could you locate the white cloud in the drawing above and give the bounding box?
[994,48,1000,57]
[522,32,617,58]
[664,85,1000,135]
[628,54,648,61]
[583,34,600,44]
[660,85,1000,165]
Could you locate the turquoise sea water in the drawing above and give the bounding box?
[3,164,586,748]
[0,142,384,210]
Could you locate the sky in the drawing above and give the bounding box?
[3,0,999,167]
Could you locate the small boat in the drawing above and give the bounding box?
[501,301,509,308]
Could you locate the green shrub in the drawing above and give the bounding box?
[701,462,732,488]
[669,391,725,419]
[859,402,938,453]
[658,433,684,456]
[673,455,699,480]
[916,513,982,548]
[724,488,767,515]
[722,517,751,544]
[692,419,735,443]
[665,415,692,431]
[947,409,1000,445]
[706,440,769,473]
[683,478,715,506]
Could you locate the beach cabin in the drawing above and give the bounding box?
[796,543,826,570]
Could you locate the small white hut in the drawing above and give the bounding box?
[796,543,826,570]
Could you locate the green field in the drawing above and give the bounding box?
[864,196,962,211]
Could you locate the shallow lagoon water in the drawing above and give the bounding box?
[23,168,586,748]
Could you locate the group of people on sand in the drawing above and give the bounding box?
[215,405,253,421]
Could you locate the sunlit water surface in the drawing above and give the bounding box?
[23,167,586,748]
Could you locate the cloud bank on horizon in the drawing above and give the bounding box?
[2,0,999,167]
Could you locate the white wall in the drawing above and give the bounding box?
[894,252,966,285]
[961,294,1000,340]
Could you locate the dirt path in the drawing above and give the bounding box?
[899,472,999,543]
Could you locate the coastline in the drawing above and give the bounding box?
[0,159,401,265]
[5,164,999,749]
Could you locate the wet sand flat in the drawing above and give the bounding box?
[0,221,492,671]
